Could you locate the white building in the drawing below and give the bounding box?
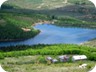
[72,55,87,61]
[52,59,58,63]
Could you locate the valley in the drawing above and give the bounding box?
[0,0,96,72]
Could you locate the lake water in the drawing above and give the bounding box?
[0,24,96,47]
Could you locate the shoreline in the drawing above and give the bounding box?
[32,20,55,26]
[0,39,29,42]
[0,31,40,42]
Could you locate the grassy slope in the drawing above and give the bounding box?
[3,0,96,27]
[5,0,70,10]
[5,0,95,17]
[0,44,95,72]
[83,39,96,47]
[5,0,93,10]
[0,55,95,72]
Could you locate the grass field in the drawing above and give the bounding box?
[0,55,95,72]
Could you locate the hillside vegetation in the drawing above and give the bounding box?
[5,0,93,10]
[0,44,96,72]
[0,12,42,41]
[0,44,96,61]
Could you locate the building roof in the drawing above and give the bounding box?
[72,55,87,61]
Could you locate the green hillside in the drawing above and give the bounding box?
[0,12,41,41]
[5,0,94,10]
[2,0,96,22]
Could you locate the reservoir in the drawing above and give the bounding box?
[0,24,96,47]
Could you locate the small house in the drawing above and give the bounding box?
[52,59,58,63]
[46,56,53,63]
[58,55,69,62]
